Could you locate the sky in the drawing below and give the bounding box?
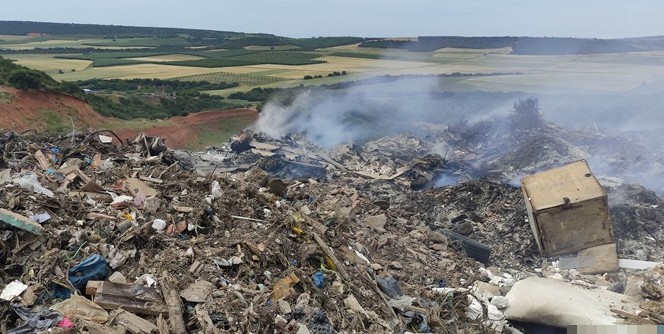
[2,0,662,38]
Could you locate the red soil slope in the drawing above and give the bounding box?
[0,86,110,131]
[0,86,258,149]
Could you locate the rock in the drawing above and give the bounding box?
[278,300,292,314]
[141,197,162,213]
[452,221,474,235]
[108,272,127,284]
[474,281,501,297]
[363,214,387,232]
[491,296,509,309]
[466,295,483,321]
[370,263,383,271]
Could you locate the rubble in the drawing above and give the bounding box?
[0,122,662,333]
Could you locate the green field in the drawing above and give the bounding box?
[174,71,285,86]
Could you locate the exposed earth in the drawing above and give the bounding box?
[0,86,257,149]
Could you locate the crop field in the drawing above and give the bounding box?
[173,71,285,86]
[0,38,151,50]
[0,35,34,42]
[244,45,300,51]
[169,51,326,67]
[2,54,92,74]
[82,37,190,47]
[124,54,204,62]
[2,30,664,96]
[51,63,233,81]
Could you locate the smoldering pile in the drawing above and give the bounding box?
[1,95,664,332]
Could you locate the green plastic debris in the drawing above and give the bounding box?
[0,209,45,235]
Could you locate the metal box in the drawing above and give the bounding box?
[520,160,614,257]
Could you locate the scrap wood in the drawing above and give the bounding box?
[139,176,164,184]
[118,220,153,244]
[231,215,266,223]
[362,266,403,330]
[195,305,222,334]
[156,315,169,334]
[157,162,179,179]
[111,308,158,334]
[171,205,194,213]
[81,320,127,334]
[34,150,51,170]
[312,232,350,282]
[315,152,346,171]
[161,271,187,334]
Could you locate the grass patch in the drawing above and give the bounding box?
[0,91,15,103]
[185,114,256,150]
[39,109,68,133]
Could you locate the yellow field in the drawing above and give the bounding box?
[0,35,35,42]
[124,54,204,62]
[0,39,150,50]
[52,63,235,81]
[3,54,92,74]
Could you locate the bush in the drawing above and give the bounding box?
[7,69,44,90]
[510,97,542,129]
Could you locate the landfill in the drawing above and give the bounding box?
[0,113,663,333]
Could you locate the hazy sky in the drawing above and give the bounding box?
[2,0,662,38]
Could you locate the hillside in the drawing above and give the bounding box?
[0,86,108,132]
[0,86,257,148]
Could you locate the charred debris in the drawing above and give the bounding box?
[0,104,663,333]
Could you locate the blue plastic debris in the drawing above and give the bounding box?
[68,254,111,291]
[313,271,325,288]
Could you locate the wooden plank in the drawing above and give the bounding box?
[195,305,222,334]
[34,150,51,170]
[172,205,194,213]
[113,309,158,334]
[94,281,167,316]
[81,320,127,334]
[161,271,187,334]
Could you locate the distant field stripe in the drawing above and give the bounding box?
[173,71,286,86]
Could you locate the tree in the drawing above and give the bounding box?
[510,97,542,129]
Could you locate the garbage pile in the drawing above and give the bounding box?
[0,123,663,333]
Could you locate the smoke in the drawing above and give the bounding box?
[254,76,520,148]
[251,54,664,196]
